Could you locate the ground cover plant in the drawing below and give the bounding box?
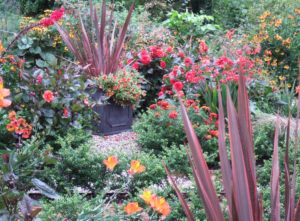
[0,0,300,220]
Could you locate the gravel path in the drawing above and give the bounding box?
[92,131,140,154]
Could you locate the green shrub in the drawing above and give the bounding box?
[164,10,220,43]
[39,193,97,221]
[20,0,54,16]
[42,131,107,193]
[162,144,191,175]
[133,102,219,166]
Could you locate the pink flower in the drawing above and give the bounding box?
[36,74,43,84]
[166,47,173,54]
[178,51,185,59]
[132,62,139,70]
[184,57,193,67]
[43,90,54,103]
[160,61,167,69]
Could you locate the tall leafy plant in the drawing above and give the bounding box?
[164,70,300,220]
[55,0,135,77]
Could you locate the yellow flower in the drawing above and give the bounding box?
[260,11,271,20]
[271,60,277,67]
[284,65,290,70]
[140,190,153,204]
[279,76,285,81]
[282,38,292,48]
[128,160,146,175]
[274,19,282,27]
[274,34,282,41]
[294,8,300,15]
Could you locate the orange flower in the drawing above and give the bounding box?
[43,90,54,103]
[128,160,145,175]
[150,196,171,217]
[124,202,143,215]
[140,190,153,204]
[103,156,118,171]
[8,111,16,120]
[0,77,11,108]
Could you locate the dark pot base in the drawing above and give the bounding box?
[93,103,133,136]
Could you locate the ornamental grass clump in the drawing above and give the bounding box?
[55,0,135,77]
[164,67,300,220]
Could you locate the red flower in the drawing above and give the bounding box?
[43,90,54,103]
[184,57,193,67]
[226,29,235,40]
[63,107,70,118]
[169,110,178,119]
[149,104,157,110]
[132,62,139,70]
[50,7,64,21]
[199,40,208,54]
[157,100,169,110]
[40,18,54,27]
[173,81,184,92]
[150,46,165,58]
[216,56,234,69]
[140,55,151,65]
[160,61,167,69]
[209,130,219,137]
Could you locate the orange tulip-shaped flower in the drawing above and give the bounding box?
[150,196,171,217]
[124,202,143,215]
[140,190,154,204]
[103,156,118,171]
[128,160,145,175]
[0,78,11,108]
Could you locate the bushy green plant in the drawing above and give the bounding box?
[0,54,95,141]
[162,144,191,175]
[39,193,97,221]
[20,0,55,16]
[42,136,107,193]
[133,100,219,166]
[164,10,219,43]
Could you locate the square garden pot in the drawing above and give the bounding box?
[90,89,133,135]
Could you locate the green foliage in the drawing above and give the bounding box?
[162,144,191,175]
[42,132,107,193]
[133,102,219,166]
[0,55,95,142]
[164,10,219,43]
[20,0,54,16]
[39,193,97,221]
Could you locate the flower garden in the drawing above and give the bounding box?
[0,0,300,220]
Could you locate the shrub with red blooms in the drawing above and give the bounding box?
[133,100,219,166]
[128,32,262,111]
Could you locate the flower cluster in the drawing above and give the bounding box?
[103,156,146,175]
[140,189,171,217]
[0,77,11,108]
[252,7,300,82]
[98,70,146,106]
[39,7,65,27]
[6,111,32,139]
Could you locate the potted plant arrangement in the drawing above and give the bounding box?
[93,70,145,135]
[54,0,136,134]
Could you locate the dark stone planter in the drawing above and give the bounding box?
[90,89,133,135]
